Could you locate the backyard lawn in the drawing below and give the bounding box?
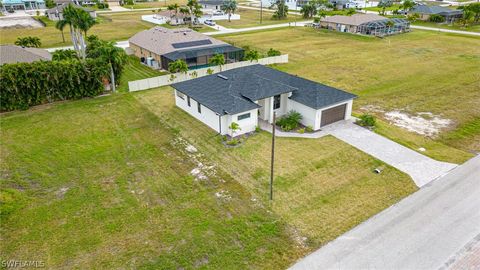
[123,0,187,9]
[411,21,480,33]
[216,8,303,29]
[1,89,417,268]
[218,27,480,161]
[117,56,166,92]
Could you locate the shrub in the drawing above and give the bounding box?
[276,111,303,131]
[0,59,109,111]
[255,125,261,132]
[207,68,214,75]
[267,48,281,57]
[429,14,445,23]
[306,125,314,132]
[357,114,376,127]
[226,138,239,146]
[298,128,305,134]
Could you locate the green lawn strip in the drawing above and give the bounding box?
[217,27,480,157]
[117,56,166,92]
[440,117,480,154]
[216,8,303,29]
[134,87,418,249]
[0,93,304,269]
[412,21,480,33]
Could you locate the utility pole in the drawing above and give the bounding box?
[270,112,276,201]
[260,0,263,24]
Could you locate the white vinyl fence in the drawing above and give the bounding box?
[128,54,289,92]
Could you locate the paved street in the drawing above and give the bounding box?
[290,155,480,270]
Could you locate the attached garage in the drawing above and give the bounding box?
[321,103,347,127]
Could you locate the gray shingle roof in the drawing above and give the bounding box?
[172,65,357,115]
[411,5,462,15]
[0,45,52,65]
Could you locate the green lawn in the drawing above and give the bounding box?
[217,27,479,161]
[216,8,304,29]
[117,56,166,92]
[412,21,480,33]
[362,4,402,12]
[0,94,305,269]
[122,0,187,9]
[0,88,418,267]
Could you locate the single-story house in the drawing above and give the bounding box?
[171,65,357,136]
[0,45,52,65]
[1,0,45,11]
[320,13,410,37]
[54,0,96,6]
[152,10,188,25]
[409,5,463,23]
[46,3,96,21]
[199,0,224,10]
[129,26,244,70]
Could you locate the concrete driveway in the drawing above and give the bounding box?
[289,155,480,270]
[328,121,457,187]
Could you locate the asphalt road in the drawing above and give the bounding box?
[290,155,480,270]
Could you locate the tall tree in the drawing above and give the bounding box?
[14,36,41,48]
[271,0,288,19]
[186,0,203,27]
[377,0,393,15]
[87,39,127,93]
[221,0,237,22]
[167,3,180,21]
[52,49,79,61]
[464,3,480,23]
[168,59,189,73]
[300,3,317,18]
[401,0,414,12]
[55,19,67,43]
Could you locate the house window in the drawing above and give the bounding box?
[187,96,191,107]
[237,113,251,121]
[176,91,185,100]
[273,95,281,110]
[197,102,201,113]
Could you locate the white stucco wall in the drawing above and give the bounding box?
[175,90,226,134]
[287,99,318,129]
[175,90,258,136]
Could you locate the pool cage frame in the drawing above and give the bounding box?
[356,18,411,37]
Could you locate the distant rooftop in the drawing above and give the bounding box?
[128,26,228,56]
[411,4,462,15]
[46,3,93,14]
[0,45,51,65]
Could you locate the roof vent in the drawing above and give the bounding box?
[217,74,228,80]
[183,32,187,35]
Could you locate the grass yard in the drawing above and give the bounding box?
[123,0,187,9]
[362,4,402,12]
[411,21,480,33]
[0,94,305,269]
[117,56,167,92]
[217,27,480,162]
[0,11,156,48]
[135,88,417,247]
[216,8,303,29]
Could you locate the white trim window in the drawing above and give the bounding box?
[273,95,281,110]
[177,91,185,100]
[237,112,251,121]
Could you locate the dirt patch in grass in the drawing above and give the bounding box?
[384,111,452,138]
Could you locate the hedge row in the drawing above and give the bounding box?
[0,59,109,111]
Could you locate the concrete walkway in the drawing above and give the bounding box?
[290,155,480,270]
[260,120,457,187]
[410,25,480,36]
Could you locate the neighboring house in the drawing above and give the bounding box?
[46,3,96,21]
[171,65,357,136]
[152,10,188,25]
[409,5,463,23]
[129,27,244,70]
[199,0,224,10]
[0,0,45,11]
[320,13,410,37]
[54,0,96,6]
[0,45,52,65]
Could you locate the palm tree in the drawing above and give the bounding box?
[272,0,288,19]
[300,3,317,18]
[186,0,202,27]
[87,40,127,92]
[52,49,79,61]
[14,36,41,47]
[55,19,67,43]
[221,0,237,22]
[377,0,393,15]
[168,59,189,73]
[209,54,225,70]
[401,0,414,12]
[244,50,260,61]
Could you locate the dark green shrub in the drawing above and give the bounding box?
[357,114,376,127]
[0,59,109,111]
[226,138,239,146]
[276,111,303,131]
[429,14,445,23]
[267,48,281,57]
[306,125,314,132]
[298,128,305,134]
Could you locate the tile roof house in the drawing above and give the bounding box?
[172,65,357,136]
[128,26,244,70]
[409,5,463,22]
[45,3,96,21]
[0,45,52,65]
[319,13,410,37]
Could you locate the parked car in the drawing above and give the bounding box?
[213,10,224,15]
[204,19,216,26]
